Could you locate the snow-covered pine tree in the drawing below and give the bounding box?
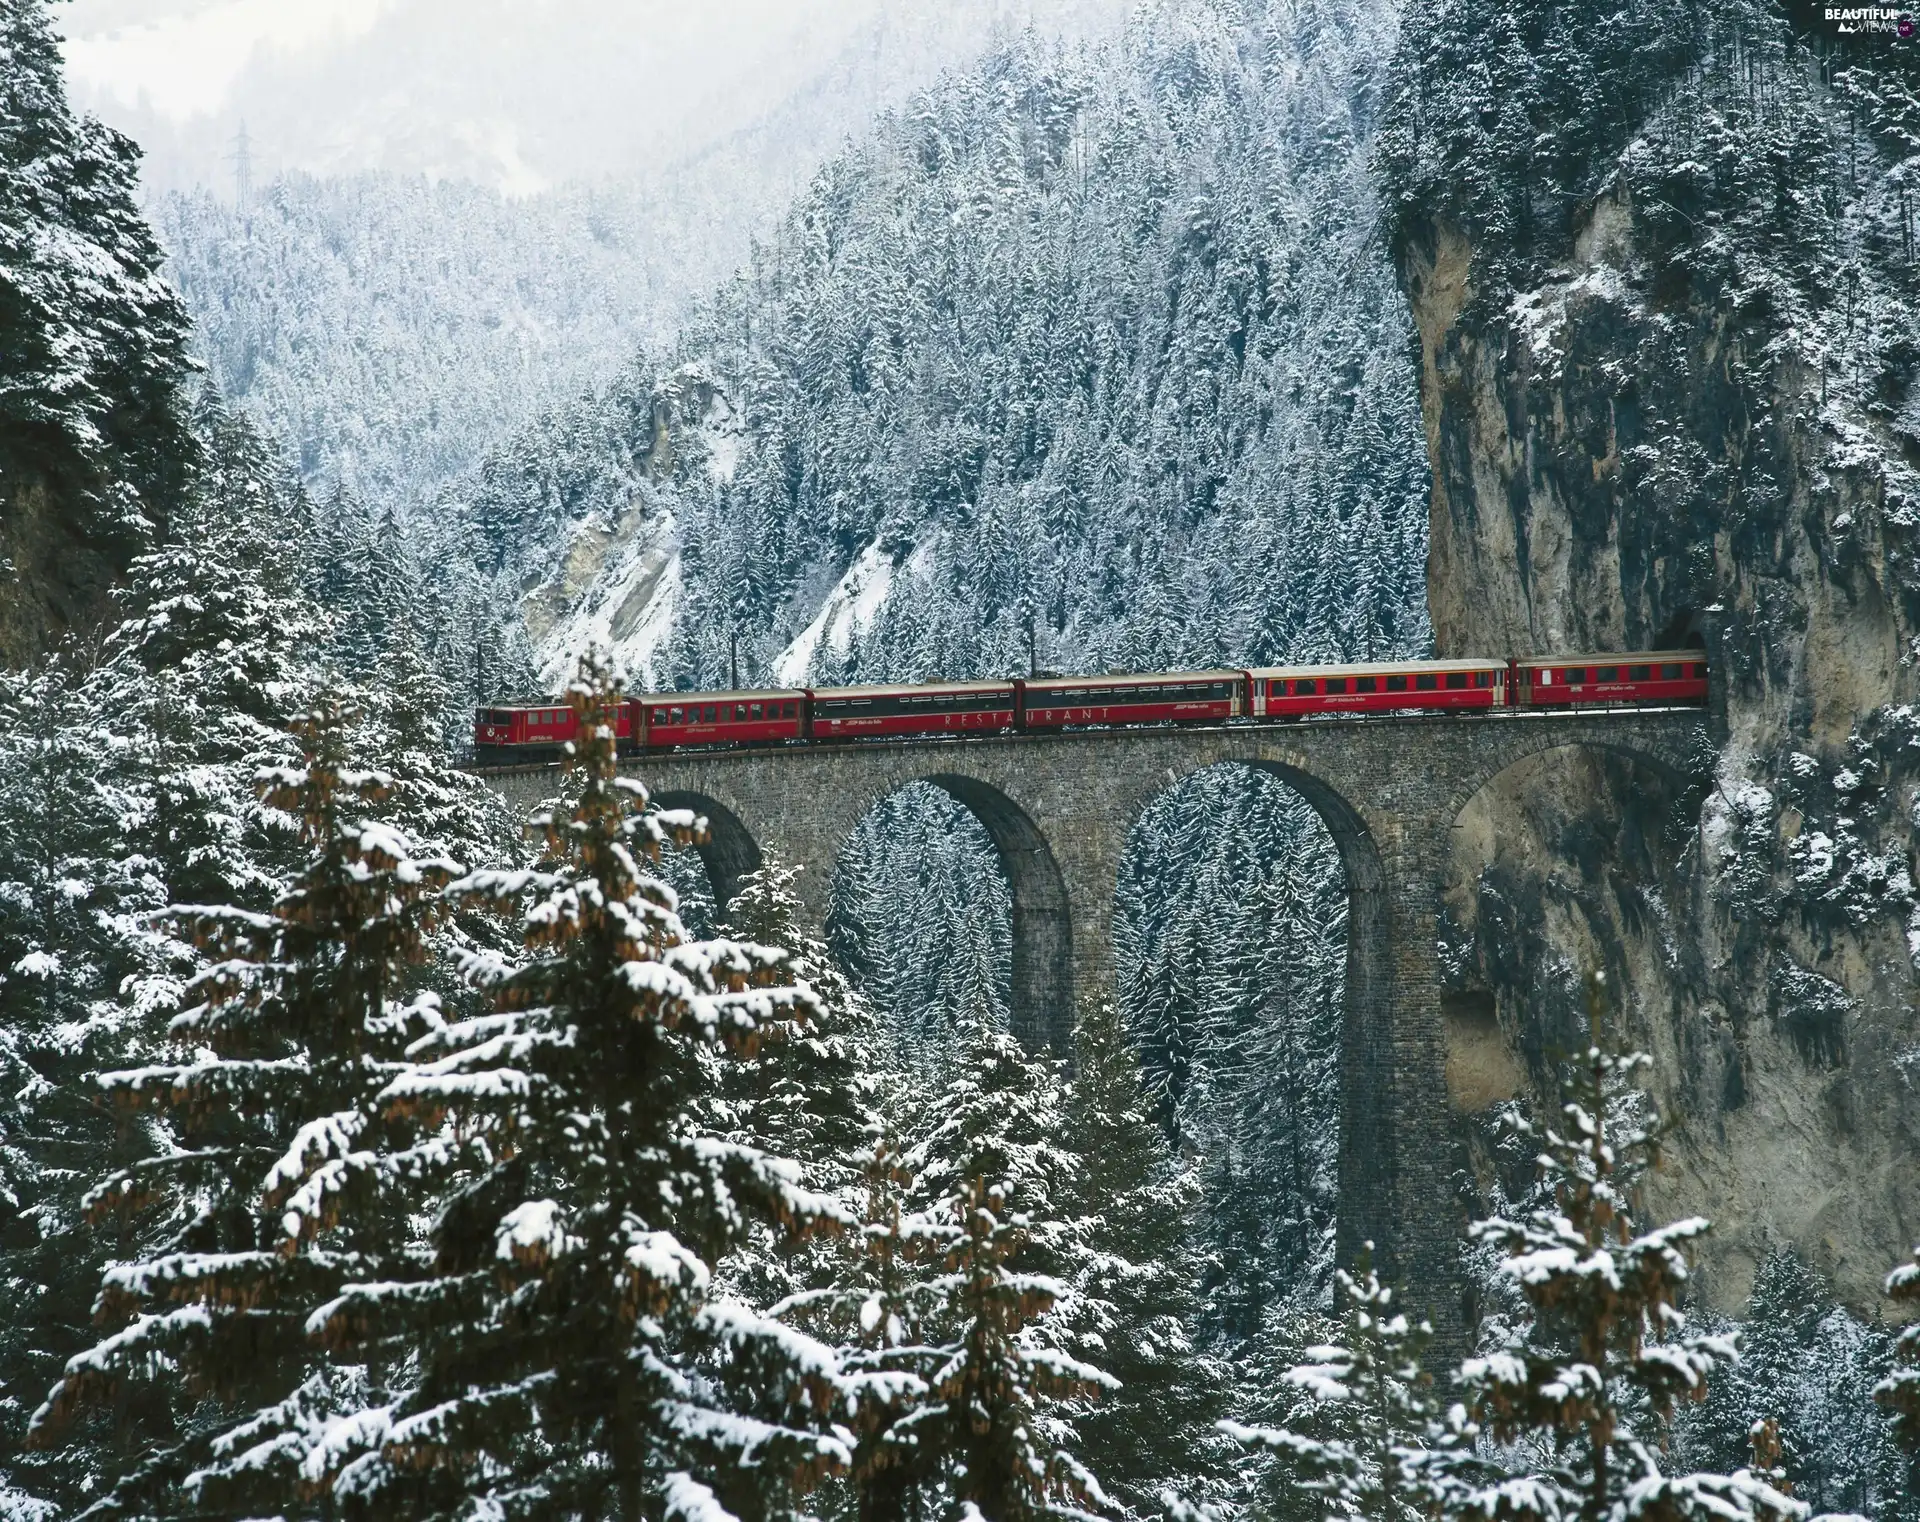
[0,659,172,1513]
[0,389,330,1515]
[716,856,876,1201]
[703,855,895,1488]
[103,390,326,914]
[779,1117,947,1522]
[1222,1245,1485,1522]
[1052,999,1235,1516]
[28,701,457,1520]
[310,658,848,1522]
[360,619,518,874]
[0,0,194,563]
[1878,1242,1920,1452]
[1455,979,1803,1522]
[901,1013,1115,1519]
[1677,1248,1908,1514]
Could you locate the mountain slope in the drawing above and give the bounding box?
[480,0,1428,689]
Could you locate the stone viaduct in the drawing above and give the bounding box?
[483,708,1713,1335]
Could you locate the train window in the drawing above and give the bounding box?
[1293,679,1315,695]
[784,702,796,717]
[1630,665,1651,681]
[1325,678,1347,693]
[671,707,684,724]
[1596,666,1619,682]
[1444,673,1468,690]
[1386,674,1408,692]
[1415,673,1438,690]
[1355,677,1378,693]
[1475,672,1489,686]
[702,705,716,722]
[1661,663,1683,680]
[750,703,763,719]
[1560,668,1580,683]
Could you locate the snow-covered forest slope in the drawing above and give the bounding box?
[458,0,1430,692]
[0,7,192,667]
[144,0,1136,523]
[1386,0,1920,1314]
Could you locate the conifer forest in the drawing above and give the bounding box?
[3,0,1920,1517]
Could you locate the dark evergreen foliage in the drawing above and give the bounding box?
[1054,998,1236,1516]
[901,1016,1115,1520]
[1679,1248,1914,1519]
[30,705,457,1521]
[1223,1245,1483,1522]
[1117,767,1344,1335]
[308,662,847,1521]
[1881,1242,1920,1462]
[1452,984,1799,1522]
[0,0,194,511]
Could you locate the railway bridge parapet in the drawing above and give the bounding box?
[480,709,1713,1341]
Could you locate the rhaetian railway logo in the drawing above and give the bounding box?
[1820,6,1918,36]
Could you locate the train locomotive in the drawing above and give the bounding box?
[472,652,1708,763]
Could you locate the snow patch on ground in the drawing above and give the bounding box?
[774,541,897,685]
[532,509,681,691]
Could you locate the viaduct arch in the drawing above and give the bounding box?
[484,710,1711,1339]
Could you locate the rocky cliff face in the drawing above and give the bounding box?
[1395,27,1920,1313]
[0,470,140,669]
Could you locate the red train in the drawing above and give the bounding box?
[471,652,1708,762]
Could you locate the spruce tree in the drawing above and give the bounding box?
[1679,1248,1908,1513]
[782,1118,947,1522]
[0,660,172,1513]
[29,702,457,1520]
[308,658,848,1522]
[1222,1246,1484,1522]
[901,1014,1115,1519]
[1053,999,1235,1516]
[1454,980,1802,1522]
[716,856,877,1202]
[1879,1243,1920,1453]
[0,0,194,513]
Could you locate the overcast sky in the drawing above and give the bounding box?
[57,0,1119,196]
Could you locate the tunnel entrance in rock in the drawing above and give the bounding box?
[1113,762,1350,1336]
[1656,608,1710,649]
[826,776,1069,1069]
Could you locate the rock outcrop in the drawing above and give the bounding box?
[0,468,143,669]
[1400,68,1920,1313]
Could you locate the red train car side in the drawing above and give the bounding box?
[1514,653,1707,708]
[640,690,805,748]
[1249,659,1507,717]
[471,650,1709,763]
[808,681,1016,739]
[474,700,632,760]
[1021,671,1242,728]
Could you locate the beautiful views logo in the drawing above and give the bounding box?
[1811,5,1920,36]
